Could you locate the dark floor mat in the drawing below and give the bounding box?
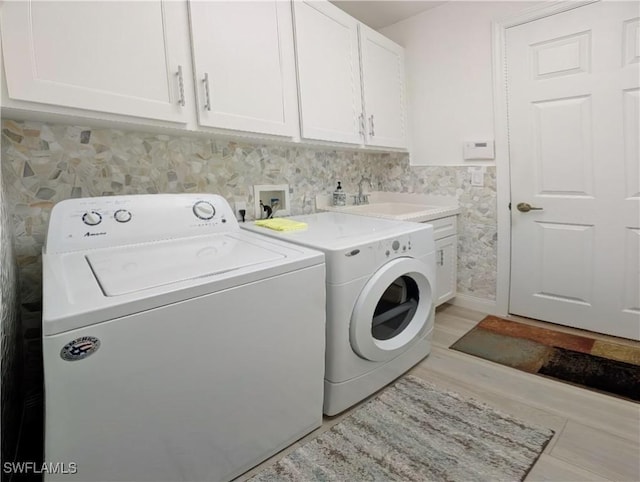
[451,315,640,402]
[538,347,640,401]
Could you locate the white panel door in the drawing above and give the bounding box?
[189,1,297,136]
[293,0,363,144]
[507,1,640,340]
[359,24,407,149]
[0,1,191,123]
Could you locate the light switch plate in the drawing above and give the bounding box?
[469,166,485,187]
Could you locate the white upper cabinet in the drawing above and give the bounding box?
[292,1,363,145]
[359,24,407,149]
[0,1,191,124]
[1,0,406,146]
[292,1,407,149]
[189,1,298,136]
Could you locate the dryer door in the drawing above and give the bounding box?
[350,257,433,362]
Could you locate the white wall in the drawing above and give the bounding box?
[381,1,539,166]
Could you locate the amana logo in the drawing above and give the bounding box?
[60,336,101,361]
[84,232,107,237]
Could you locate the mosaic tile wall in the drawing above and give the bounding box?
[1,165,21,467]
[1,119,497,305]
[376,158,498,300]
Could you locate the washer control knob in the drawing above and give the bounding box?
[114,209,132,223]
[193,201,215,220]
[392,240,400,251]
[82,211,102,226]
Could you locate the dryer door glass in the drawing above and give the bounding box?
[350,257,433,362]
[372,276,419,341]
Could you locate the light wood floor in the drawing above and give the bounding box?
[240,305,640,481]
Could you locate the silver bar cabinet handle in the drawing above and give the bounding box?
[359,113,365,137]
[176,65,185,107]
[203,73,211,111]
[369,114,375,136]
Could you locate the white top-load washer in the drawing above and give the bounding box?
[41,194,326,482]
[243,212,435,415]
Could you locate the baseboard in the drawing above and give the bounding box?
[449,294,497,314]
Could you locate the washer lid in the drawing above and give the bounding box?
[86,234,285,296]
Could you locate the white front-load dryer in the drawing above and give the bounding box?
[243,212,435,415]
[41,194,326,482]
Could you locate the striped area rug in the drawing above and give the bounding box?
[249,376,553,481]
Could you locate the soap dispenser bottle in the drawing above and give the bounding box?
[333,181,346,206]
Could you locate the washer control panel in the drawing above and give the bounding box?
[45,194,237,254]
[192,200,215,220]
[82,211,102,226]
[113,209,132,223]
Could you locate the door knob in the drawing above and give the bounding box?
[516,202,543,213]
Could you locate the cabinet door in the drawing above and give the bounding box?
[293,1,363,144]
[435,235,458,306]
[0,1,190,123]
[359,24,407,149]
[189,1,297,137]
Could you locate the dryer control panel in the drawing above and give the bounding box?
[326,228,434,284]
[45,194,238,254]
[384,237,414,258]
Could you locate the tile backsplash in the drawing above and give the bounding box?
[376,160,497,301]
[1,119,497,304]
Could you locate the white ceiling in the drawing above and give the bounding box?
[330,1,447,29]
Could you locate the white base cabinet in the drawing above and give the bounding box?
[430,216,458,306]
